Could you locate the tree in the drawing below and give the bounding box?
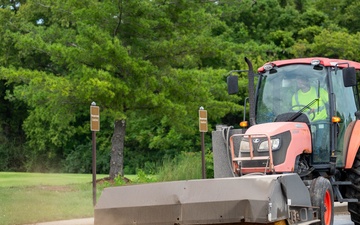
[2,0,359,175]
[0,0,241,176]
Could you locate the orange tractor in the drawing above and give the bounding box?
[95,57,360,225]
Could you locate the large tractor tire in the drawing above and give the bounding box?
[346,149,360,225]
[310,177,334,225]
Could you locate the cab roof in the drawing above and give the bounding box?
[258,57,360,72]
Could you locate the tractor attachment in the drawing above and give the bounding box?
[94,173,318,225]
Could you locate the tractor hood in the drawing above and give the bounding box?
[245,122,310,137]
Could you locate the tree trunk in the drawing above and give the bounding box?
[109,119,126,180]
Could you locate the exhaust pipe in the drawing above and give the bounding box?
[245,57,256,126]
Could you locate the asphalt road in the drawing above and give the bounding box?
[25,203,353,225]
[27,215,355,225]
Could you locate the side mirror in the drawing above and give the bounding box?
[227,75,238,94]
[343,67,357,87]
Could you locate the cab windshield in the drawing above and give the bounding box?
[255,64,329,124]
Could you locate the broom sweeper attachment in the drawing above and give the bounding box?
[94,173,319,225]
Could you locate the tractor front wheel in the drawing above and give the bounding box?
[310,177,334,225]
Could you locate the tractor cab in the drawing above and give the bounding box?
[249,58,359,167]
[227,58,360,171]
[256,62,331,164]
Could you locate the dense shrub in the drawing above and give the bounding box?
[64,144,110,174]
[157,151,213,181]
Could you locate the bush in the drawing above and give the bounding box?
[157,151,213,181]
[0,142,27,172]
[0,144,10,171]
[64,144,110,174]
[132,169,157,183]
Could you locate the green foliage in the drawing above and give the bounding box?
[0,141,26,171]
[157,151,213,181]
[0,0,360,174]
[311,30,360,60]
[63,143,110,174]
[113,174,128,186]
[99,170,157,188]
[133,169,157,183]
[206,150,214,179]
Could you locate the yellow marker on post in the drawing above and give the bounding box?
[199,107,208,132]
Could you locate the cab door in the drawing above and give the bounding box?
[330,67,359,167]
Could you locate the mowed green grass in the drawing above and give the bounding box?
[0,172,109,187]
[0,172,119,225]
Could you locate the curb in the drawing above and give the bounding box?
[24,218,93,225]
[334,202,349,214]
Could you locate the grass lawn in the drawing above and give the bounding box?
[0,172,126,225]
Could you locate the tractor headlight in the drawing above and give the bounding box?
[258,138,281,152]
[239,140,250,152]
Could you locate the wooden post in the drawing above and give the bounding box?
[199,107,208,179]
[90,102,100,206]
